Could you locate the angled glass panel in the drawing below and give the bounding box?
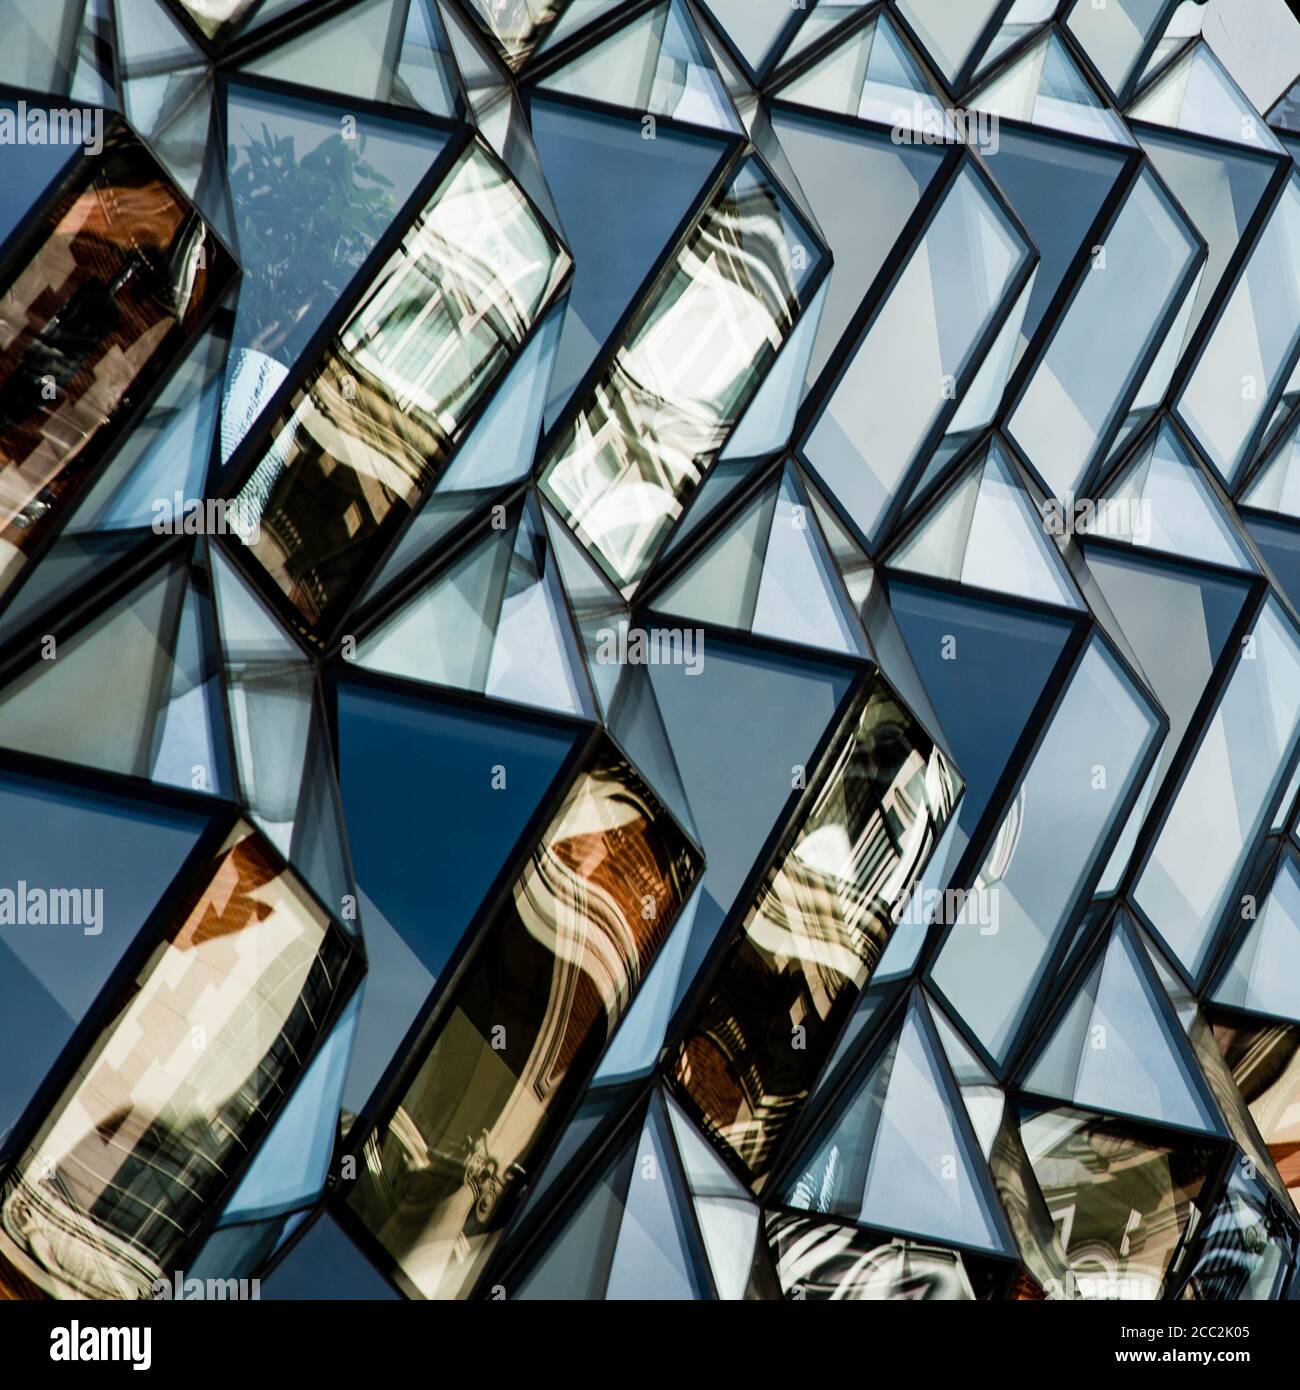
[668,677,961,1180]
[540,0,739,133]
[347,745,702,1299]
[1065,0,1169,97]
[894,0,1001,87]
[887,577,1072,854]
[1086,421,1253,569]
[1135,596,1300,978]
[1130,40,1286,154]
[1213,854,1300,1022]
[1020,1104,1217,1299]
[930,635,1161,1064]
[784,994,1013,1253]
[803,162,1030,547]
[1242,412,1300,517]
[540,157,824,591]
[1023,916,1223,1133]
[0,772,209,1154]
[529,99,727,429]
[1009,167,1198,499]
[1084,547,1251,792]
[0,123,233,609]
[776,10,953,133]
[766,109,943,388]
[1177,173,1300,486]
[220,84,448,465]
[971,30,1134,145]
[231,142,570,634]
[0,825,357,1300]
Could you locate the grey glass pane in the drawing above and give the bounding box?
[803,163,1029,546]
[930,636,1161,1063]
[1009,168,1199,498]
[1135,596,1300,978]
[1177,173,1300,485]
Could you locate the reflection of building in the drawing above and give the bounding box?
[0,123,227,602]
[349,749,702,1299]
[233,142,570,634]
[0,828,357,1301]
[671,681,960,1181]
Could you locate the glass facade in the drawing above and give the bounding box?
[0,0,1299,1310]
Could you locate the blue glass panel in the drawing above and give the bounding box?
[647,637,856,921]
[530,98,729,429]
[261,1213,399,1300]
[220,84,450,463]
[887,577,1073,842]
[982,128,1128,351]
[335,681,580,978]
[1245,514,1300,614]
[0,771,210,1149]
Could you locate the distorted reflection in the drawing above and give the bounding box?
[348,748,702,1299]
[0,826,356,1300]
[670,678,960,1182]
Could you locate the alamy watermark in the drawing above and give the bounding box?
[891,103,999,155]
[595,626,705,676]
[151,1270,261,1301]
[0,882,102,936]
[1041,493,1153,543]
[0,101,104,156]
[152,492,261,544]
[899,885,999,935]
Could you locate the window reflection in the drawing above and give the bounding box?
[541,159,824,592]
[0,123,231,607]
[347,747,702,1300]
[668,679,960,1183]
[0,826,357,1300]
[231,143,570,634]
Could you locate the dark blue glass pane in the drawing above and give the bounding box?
[887,577,1073,838]
[335,680,580,978]
[982,127,1128,349]
[530,97,729,428]
[648,636,856,922]
[1246,514,1300,613]
[0,100,82,252]
[0,771,210,1149]
[262,1213,399,1300]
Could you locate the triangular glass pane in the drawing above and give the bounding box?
[973,31,1133,145]
[607,1092,712,1298]
[244,0,455,118]
[1212,855,1300,1023]
[0,559,228,794]
[334,679,580,978]
[540,0,739,133]
[654,478,778,632]
[665,1092,758,1301]
[1026,917,1225,1134]
[1243,413,1300,518]
[1130,41,1286,154]
[777,11,952,133]
[752,463,866,654]
[894,0,1001,86]
[531,98,728,428]
[887,577,1073,845]
[1088,422,1253,569]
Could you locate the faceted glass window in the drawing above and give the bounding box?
[231,142,570,634]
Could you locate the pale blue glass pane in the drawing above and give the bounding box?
[1009,168,1198,498]
[1135,597,1300,978]
[930,636,1161,1063]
